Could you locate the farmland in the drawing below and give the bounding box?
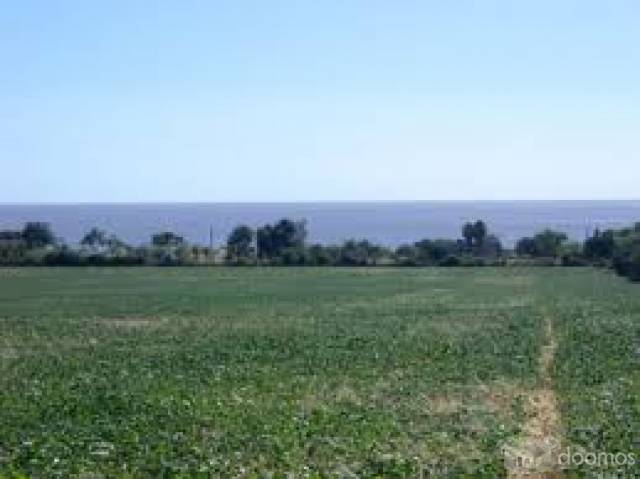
[0,267,639,478]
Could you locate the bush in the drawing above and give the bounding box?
[279,247,309,266]
[307,244,334,266]
[515,230,568,258]
[22,222,56,249]
[584,229,615,259]
[613,246,640,281]
[0,245,27,265]
[439,255,461,267]
[560,254,589,267]
[629,257,640,282]
[394,244,418,266]
[44,247,83,266]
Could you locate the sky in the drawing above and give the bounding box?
[1,1,639,202]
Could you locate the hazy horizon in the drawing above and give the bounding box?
[1,199,640,206]
[2,1,639,202]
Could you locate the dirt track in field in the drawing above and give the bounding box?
[505,315,565,479]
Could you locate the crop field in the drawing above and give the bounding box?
[0,267,639,478]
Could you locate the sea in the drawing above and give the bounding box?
[0,201,639,248]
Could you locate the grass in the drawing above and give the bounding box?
[0,267,638,477]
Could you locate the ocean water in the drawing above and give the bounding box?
[0,201,639,248]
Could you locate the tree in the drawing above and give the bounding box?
[0,230,22,243]
[272,219,306,249]
[608,224,640,281]
[626,251,640,282]
[414,239,462,264]
[560,241,587,266]
[613,244,640,281]
[584,229,615,259]
[43,246,80,266]
[515,237,537,256]
[462,220,488,250]
[472,220,487,247]
[339,240,374,266]
[476,234,502,258]
[307,244,335,266]
[279,246,309,265]
[257,218,307,260]
[151,231,185,247]
[462,222,475,249]
[395,244,419,265]
[226,225,254,263]
[532,230,568,257]
[81,228,128,255]
[515,230,568,257]
[257,225,274,259]
[22,222,56,248]
[81,228,109,249]
[335,239,388,266]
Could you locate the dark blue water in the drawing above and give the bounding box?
[0,201,638,247]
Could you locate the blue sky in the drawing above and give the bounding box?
[1,1,639,202]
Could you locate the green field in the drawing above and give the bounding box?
[1,267,639,478]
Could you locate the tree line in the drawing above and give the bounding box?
[0,219,639,282]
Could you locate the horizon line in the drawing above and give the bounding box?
[1,198,640,206]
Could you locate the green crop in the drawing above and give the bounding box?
[0,267,638,477]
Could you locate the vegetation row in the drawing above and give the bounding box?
[1,218,639,281]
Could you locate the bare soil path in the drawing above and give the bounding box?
[505,314,565,478]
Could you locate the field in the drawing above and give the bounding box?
[0,267,639,478]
